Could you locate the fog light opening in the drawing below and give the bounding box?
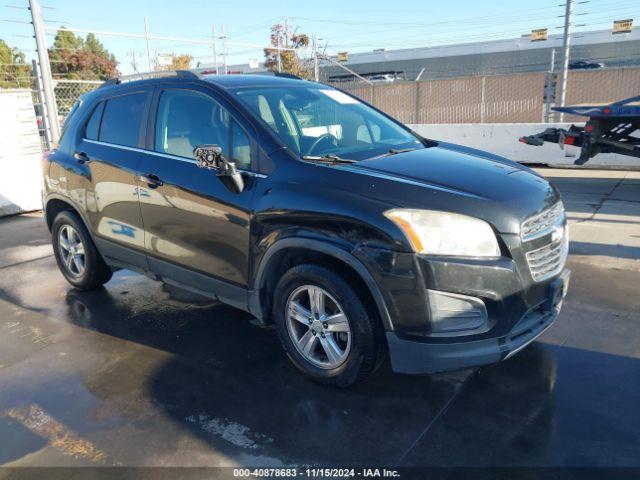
[427,289,488,335]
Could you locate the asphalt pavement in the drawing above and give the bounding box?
[0,169,638,472]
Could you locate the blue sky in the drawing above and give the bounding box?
[2,0,639,75]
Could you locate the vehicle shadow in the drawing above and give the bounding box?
[60,284,563,466]
[570,240,640,260]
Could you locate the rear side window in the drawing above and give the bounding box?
[84,101,105,140]
[99,93,146,147]
[58,98,82,142]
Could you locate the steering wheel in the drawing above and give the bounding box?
[307,133,339,156]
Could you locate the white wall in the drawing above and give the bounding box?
[408,123,638,168]
[0,89,43,217]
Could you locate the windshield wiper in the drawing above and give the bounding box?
[389,147,417,155]
[301,154,357,164]
[368,147,417,160]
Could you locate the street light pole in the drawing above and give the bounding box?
[29,0,60,143]
[557,0,573,122]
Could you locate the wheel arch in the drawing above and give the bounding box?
[44,195,89,232]
[250,238,393,331]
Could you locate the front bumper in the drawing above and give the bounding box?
[386,269,570,374]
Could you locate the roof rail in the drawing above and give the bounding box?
[241,71,303,80]
[100,70,201,88]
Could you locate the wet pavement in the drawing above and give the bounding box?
[0,169,639,469]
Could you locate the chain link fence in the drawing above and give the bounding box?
[331,67,640,124]
[53,79,103,117]
[1,61,104,151]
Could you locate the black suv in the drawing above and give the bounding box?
[42,71,570,386]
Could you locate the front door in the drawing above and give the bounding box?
[137,85,257,296]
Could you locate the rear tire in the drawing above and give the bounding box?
[52,210,112,290]
[273,263,383,387]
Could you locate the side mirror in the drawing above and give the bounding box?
[194,144,244,193]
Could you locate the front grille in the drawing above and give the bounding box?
[521,202,565,242]
[521,202,568,282]
[525,234,568,282]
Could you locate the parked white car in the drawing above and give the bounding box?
[368,74,396,83]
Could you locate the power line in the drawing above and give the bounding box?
[0,18,31,24]
[323,17,639,51]
[225,16,280,38]
[322,9,640,50]
[290,4,566,28]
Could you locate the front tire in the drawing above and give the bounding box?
[52,210,112,290]
[273,264,383,387]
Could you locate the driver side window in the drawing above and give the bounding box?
[154,89,251,169]
[290,97,342,140]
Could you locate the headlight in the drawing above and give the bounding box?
[384,209,501,257]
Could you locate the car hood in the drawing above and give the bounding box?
[348,142,559,234]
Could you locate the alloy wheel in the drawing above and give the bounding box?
[58,224,86,277]
[285,285,352,369]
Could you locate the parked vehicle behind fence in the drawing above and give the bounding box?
[42,71,570,386]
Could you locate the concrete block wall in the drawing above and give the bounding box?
[0,89,43,217]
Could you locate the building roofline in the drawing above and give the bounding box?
[331,28,640,66]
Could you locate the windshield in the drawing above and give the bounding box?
[233,86,424,160]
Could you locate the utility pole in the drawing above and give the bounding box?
[212,25,219,74]
[284,17,289,48]
[29,0,60,143]
[32,59,51,148]
[221,25,228,74]
[312,34,319,82]
[557,0,573,122]
[144,16,153,71]
[276,27,282,73]
[127,51,141,73]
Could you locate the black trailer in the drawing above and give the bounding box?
[519,95,640,164]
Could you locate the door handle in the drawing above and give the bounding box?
[139,173,164,188]
[74,151,90,164]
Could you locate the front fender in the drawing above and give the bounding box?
[249,236,394,331]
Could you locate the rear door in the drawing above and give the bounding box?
[76,89,151,271]
[137,83,259,299]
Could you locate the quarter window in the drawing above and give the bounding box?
[154,89,252,169]
[99,93,146,148]
[84,101,105,140]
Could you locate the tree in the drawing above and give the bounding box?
[157,53,193,71]
[264,23,311,79]
[48,28,118,80]
[0,39,31,89]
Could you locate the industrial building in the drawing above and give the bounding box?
[200,28,640,81]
